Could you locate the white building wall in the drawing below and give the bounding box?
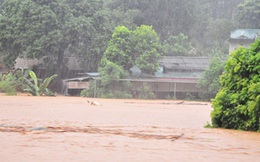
[229,39,255,54]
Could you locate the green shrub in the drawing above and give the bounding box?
[14,69,30,92]
[80,80,97,97]
[86,89,132,99]
[80,89,90,97]
[185,92,196,100]
[166,94,176,100]
[98,90,133,99]
[211,38,260,131]
[111,91,133,99]
[197,57,226,99]
[138,83,156,99]
[24,70,57,96]
[0,73,17,95]
[80,80,133,99]
[0,69,57,96]
[0,69,32,95]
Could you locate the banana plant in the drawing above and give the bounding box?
[24,70,57,96]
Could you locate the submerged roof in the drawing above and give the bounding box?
[159,56,212,71]
[230,29,260,40]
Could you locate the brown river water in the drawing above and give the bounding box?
[0,95,259,162]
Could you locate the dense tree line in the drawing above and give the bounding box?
[0,0,259,131]
[0,0,111,78]
[0,0,259,78]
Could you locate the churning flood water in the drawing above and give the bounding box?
[0,95,259,162]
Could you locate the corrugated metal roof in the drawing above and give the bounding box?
[159,56,212,71]
[155,71,203,79]
[230,29,260,40]
[120,78,198,83]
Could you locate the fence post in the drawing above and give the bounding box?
[174,82,177,99]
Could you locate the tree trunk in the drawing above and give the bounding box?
[54,44,67,93]
[56,49,64,78]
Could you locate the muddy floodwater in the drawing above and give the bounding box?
[0,95,260,162]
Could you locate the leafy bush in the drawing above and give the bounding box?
[211,38,260,131]
[138,83,156,99]
[0,72,17,95]
[81,80,133,99]
[0,69,30,95]
[80,89,91,97]
[14,69,30,92]
[98,90,133,99]
[24,70,57,96]
[162,33,193,56]
[185,92,196,101]
[80,80,97,97]
[198,57,226,97]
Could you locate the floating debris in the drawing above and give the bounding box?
[87,100,102,106]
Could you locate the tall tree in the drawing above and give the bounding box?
[162,33,193,56]
[197,56,226,97]
[99,25,161,77]
[67,1,113,72]
[205,19,235,53]
[107,0,198,40]
[131,25,161,74]
[209,0,244,19]
[193,0,243,54]
[0,0,109,77]
[235,0,260,28]
[100,26,132,70]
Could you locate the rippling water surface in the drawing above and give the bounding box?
[0,96,259,162]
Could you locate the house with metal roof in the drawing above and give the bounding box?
[229,29,260,54]
[157,56,212,79]
[14,55,215,99]
[86,56,211,98]
[131,56,213,98]
[62,56,215,98]
[60,56,214,98]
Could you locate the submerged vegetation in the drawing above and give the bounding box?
[24,71,57,96]
[0,70,57,96]
[0,72,17,95]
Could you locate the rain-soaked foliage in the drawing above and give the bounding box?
[1,0,259,132]
[211,38,260,131]
[0,0,257,80]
